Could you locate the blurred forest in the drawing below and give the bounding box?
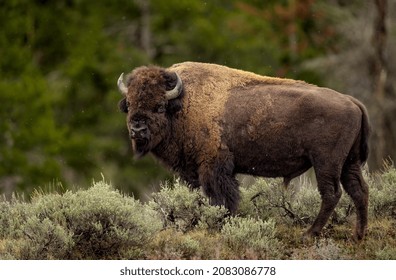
[1,0,396,198]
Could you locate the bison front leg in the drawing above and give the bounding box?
[198,152,240,214]
[179,170,201,189]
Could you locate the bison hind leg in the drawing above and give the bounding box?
[341,163,368,241]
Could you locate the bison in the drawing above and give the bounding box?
[117,62,370,240]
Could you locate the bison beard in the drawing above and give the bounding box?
[132,138,149,159]
[117,62,371,241]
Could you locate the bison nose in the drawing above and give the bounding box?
[130,124,148,138]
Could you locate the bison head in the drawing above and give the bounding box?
[117,66,183,158]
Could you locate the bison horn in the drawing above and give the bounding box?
[165,73,183,100]
[117,73,128,95]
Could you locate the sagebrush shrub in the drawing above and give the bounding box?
[0,181,162,259]
[0,201,11,238]
[313,239,343,260]
[239,178,320,224]
[150,229,203,259]
[3,216,74,259]
[60,182,162,259]
[291,238,344,260]
[1,166,396,260]
[238,178,277,220]
[221,216,283,259]
[149,179,228,232]
[369,166,396,218]
[239,177,357,226]
[375,246,396,260]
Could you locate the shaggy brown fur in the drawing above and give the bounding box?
[118,62,370,240]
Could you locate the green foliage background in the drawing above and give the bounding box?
[1,1,396,199]
[0,0,337,196]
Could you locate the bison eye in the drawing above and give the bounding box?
[156,105,166,114]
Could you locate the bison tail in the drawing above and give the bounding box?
[356,100,371,164]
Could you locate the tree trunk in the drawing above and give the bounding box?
[135,0,155,59]
[369,0,388,169]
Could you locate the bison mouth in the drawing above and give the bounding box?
[132,137,150,159]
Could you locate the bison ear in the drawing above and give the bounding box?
[162,70,183,114]
[118,98,128,113]
[162,70,179,91]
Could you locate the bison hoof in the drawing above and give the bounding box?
[352,231,366,243]
[301,229,320,243]
[301,233,313,244]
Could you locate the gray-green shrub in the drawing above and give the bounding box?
[0,181,162,259]
[375,246,396,260]
[369,166,396,218]
[239,177,356,226]
[1,165,396,260]
[149,179,228,232]
[221,216,283,259]
[239,178,321,224]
